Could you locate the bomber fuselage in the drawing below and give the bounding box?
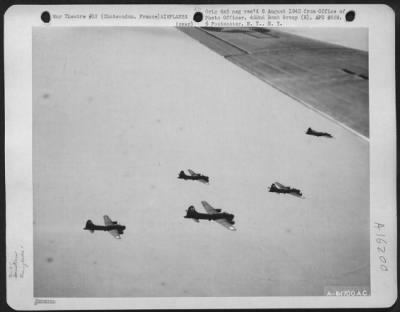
[178,172,209,183]
[185,209,234,223]
[84,222,126,232]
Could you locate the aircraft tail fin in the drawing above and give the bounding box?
[184,206,198,219]
[84,220,95,230]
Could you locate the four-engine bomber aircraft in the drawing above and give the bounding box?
[268,182,304,198]
[84,215,126,239]
[184,201,236,231]
[178,169,209,184]
[306,127,334,138]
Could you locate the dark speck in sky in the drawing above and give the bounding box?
[46,257,54,263]
[42,93,50,99]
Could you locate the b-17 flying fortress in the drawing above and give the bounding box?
[184,201,236,231]
[306,127,334,138]
[268,182,304,198]
[178,169,209,184]
[84,215,126,239]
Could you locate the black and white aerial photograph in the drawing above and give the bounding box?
[33,26,369,297]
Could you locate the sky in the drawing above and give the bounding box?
[33,27,369,297]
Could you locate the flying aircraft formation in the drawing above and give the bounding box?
[83,26,341,238]
[85,148,333,237]
[178,168,235,231]
[83,130,332,236]
[177,127,334,230]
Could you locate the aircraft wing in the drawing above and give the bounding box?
[201,201,236,231]
[188,169,198,176]
[275,182,290,190]
[179,27,369,139]
[201,201,218,214]
[215,219,237,231]
[289,192,303,198]
[109,229,121,239]
[103,215,113,226]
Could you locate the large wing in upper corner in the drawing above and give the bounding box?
[179,27,369,138]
